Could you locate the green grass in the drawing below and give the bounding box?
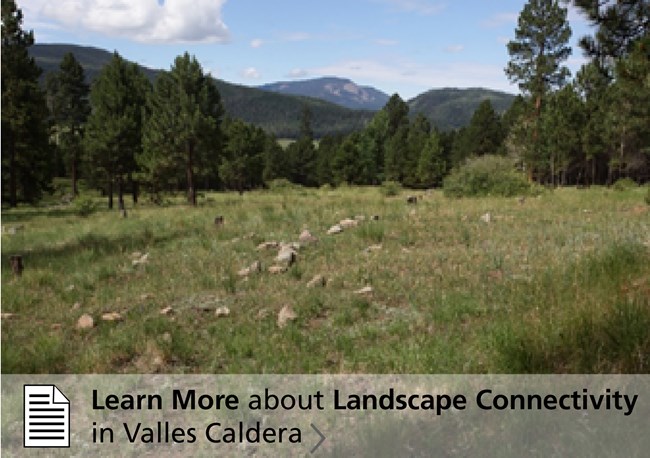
[2,186,649,373]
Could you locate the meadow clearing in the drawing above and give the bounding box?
[1,185,649,374]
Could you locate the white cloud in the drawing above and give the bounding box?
[444,44,464,53]
[311,58,516,94]
[250,38,264,48]
[242,67,260,79]
[482,12,518,28]
[282,32,311,42]
[28,0,229,44]
[287,68,309,78]
[377,0,446,15]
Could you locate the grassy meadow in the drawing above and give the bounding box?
[2,185,649,374]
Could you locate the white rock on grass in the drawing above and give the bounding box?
[76,314,94,329]
[306,275,326,288]
[215,306,231,318]
[268,265,288,274]
[299,230,319,244]
[354,286,373,295]
[277,305,297,329]
[275,248,297,265]
[257,241,279,251]
[480,212,492,223]
[327,224,343,235]
[339,218,358,229]
[101,312,123,322]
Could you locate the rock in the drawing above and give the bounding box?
[354,286,373,295]
[66,284,76,291]
[215,306,231,318]
[277,305,297,329]
[364,244,383,253]
[161,332,172,343]
[480,212,492,223]
[140,293,154,301]
[72,302,81,310]
[76,314,94,330]
[1,313,16,320]
[51,323,62,330]
[257,241,279,251]
[327,224,343,235]
[354,215,366,222]
[406,195,418,204]
[132,252,149,266]
[307,275,326,288]
[101,312,123,322]
[280,242,301,251]
[275,248,297,265]
[339,218,358,229]
[238,267,252,277]
[299,230,318,244]
[131,251,143,260]
[160,306,174,315]
[268,265,288,274]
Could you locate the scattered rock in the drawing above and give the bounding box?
[354,215,366,222]
[277,305,297,329]
[215,306,231,318]
[160,306,174,315]
[339,218,358,229]
[133,341,166,372]
[238,261,262,277]
[76,314,94,330]
[51,323,62,330]
[275,248,297,266]
[72,302,81,310]
[66,284,76,292]
[140,293,154,301]
[268,265,288,274]
[1,313,16,320]
[298,230,319,244]
[406,195,418,204]
[132,252,149,266]
[354,286,373,295]
[364,244,383,253]
[327,224,343,235]
[257,241,280,251]
[131,251,143,260]
[161,332,172,343]
[480,212,492,223]
[256,309,270,320]
[281,242,301,251]
[307,275,327,288]
[101,312,123,322]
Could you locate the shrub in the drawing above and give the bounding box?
[443,155,530,198]
[379,181,402,197]
[73,196,97,217]
[266,178,301,192]
[612,177,638,191]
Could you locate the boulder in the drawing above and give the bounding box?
[299,230,319,244]
[327,224,343,235]
[307,275,326,288]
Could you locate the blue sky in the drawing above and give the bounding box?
[23,0,593,99]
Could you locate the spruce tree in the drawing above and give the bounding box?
[140,53,222,205]
[46,52,90,196]
[1,0,53,206]
[85,52,150,209]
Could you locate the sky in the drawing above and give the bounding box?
[22,0,594,99]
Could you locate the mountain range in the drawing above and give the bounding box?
[29,44,515,136]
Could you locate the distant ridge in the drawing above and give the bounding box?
[29,43,516,134]
[259,77,390,111]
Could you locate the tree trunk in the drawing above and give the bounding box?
[71,152,78,196]
[9,135,18,208]
[108,179,114,209]
[117,177,125,211]
[187,141,196,206]
[132,178,139,204]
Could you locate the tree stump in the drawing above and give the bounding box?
[9,255,23,277]
[214,216,224,227]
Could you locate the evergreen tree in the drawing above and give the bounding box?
[140,53,222,205]
[506,0,572,114]
[262,134,288,183]
[417,130,446,188]
[1,0,53,206]
[219,118,265,193]
[85,52,150,209]
[505,0,572,179]
[404,114,431,187]
[46,52,90,196]
[288,106,317,186]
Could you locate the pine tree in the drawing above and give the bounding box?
[140,53,223,205]
[505,0,572,180]
[46,52,90,196]
[85,52,150,209]
[417,130,446,188]
[506,0,572,114]
[1,0,53,206]
[219,118,265,193]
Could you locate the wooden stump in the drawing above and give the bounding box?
[9,255,23,277]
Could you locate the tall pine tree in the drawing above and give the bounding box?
[140,53,222,205]
[85,52,150,209]
[46,52,90,196]
[2,0,53,206]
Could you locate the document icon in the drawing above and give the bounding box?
[24,385,70,448]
